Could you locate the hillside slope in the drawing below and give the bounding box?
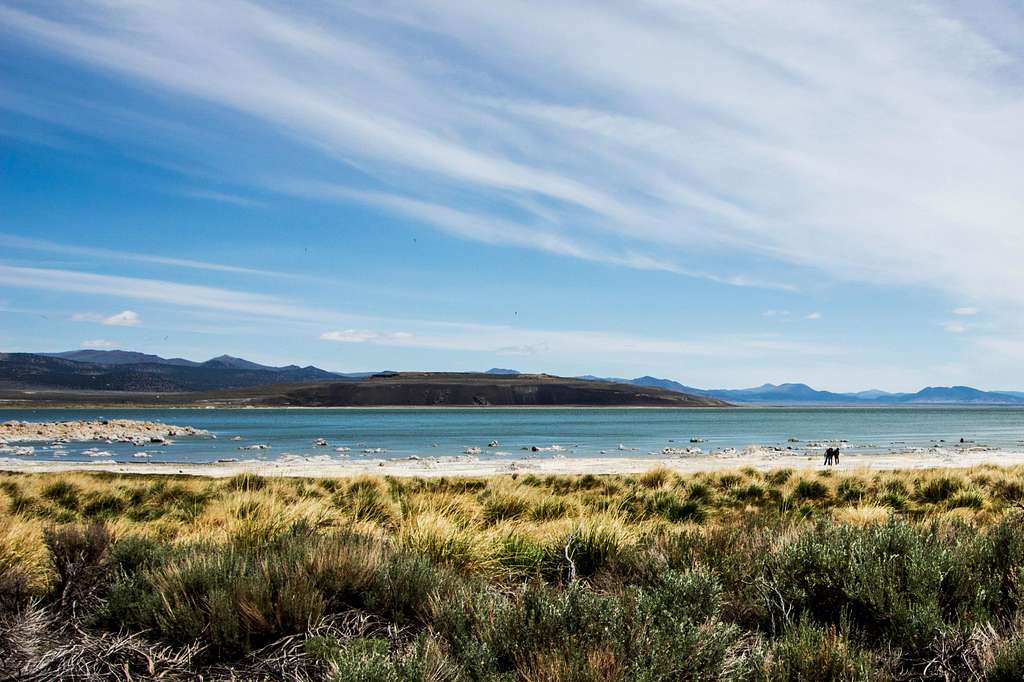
[210,372,731,407]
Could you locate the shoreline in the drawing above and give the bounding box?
[6,448,1024,478]
[7,403,1024,411]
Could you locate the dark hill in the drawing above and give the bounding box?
[0,352,340,392]
[208,372,731,407]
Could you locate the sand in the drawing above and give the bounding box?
[4,447,1024,478]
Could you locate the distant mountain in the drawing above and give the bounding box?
[579,374,1024,405]
[889,386,1024,405]
[0,351,343,392]
[628,375,707,395]
[705,383,855,403]
[12,351,1024,405]
[44,349,199,367]
[847,389,898,400]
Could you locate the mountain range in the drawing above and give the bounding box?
[3,350,1024,404]
[586,377,1024,405]
[0,350,347,393]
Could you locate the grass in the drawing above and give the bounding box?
[5,464,1024,679]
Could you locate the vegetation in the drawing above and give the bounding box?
[4,464,1024,679]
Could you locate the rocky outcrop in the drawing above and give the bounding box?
[0,419,209,444]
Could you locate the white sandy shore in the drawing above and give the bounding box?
[5,448,1024,478]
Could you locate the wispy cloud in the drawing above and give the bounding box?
[0,265,309,319]
[320,329,414,343]
[176,189,266,208]
[0,233,279,278]
[953,307,979,316]
[296,183,796,288]
[944,321,968,334]
[805,312,822,320]
[72,309,141,326]
[0,263,840,361]
[7,1,1021,303]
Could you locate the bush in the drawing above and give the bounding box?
[993,478,1024,503]
[836,478,867,503]
[947,489,984,510]
[687,481,714,502]
[224,473,266,492]
[771,521,948,655]
[103,530,389,661]
[529,496,576,521]
[41,481,81,511]
[755,619,878,681]
[793,479,830,502]
[639,467,672,489]
[732,482,767,502]
[44,523,114,617]
[481,494,531,524]
[552,521,631,582]
[987,636,1024,682]
[917,476,961,504]
[82,493,126,519]
[767,469,794,486]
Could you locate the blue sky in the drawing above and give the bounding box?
[1,1,1023,391]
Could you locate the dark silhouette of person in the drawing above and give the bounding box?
[824,447,833,466]
[833,447,840,465]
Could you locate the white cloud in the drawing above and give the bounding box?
[762,310,790,318]
[805,312,822,320]
[953,307,979,316]
[6,1,1024,305]
[1,265,313,319]
[944,321,968,333]
[320,329,413,343]
[102,310,140,326]
[0,233,293,279]
[80,339,116,349]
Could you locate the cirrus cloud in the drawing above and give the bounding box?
[71,309,141,326]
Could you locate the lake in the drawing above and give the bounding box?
[4,407,1024,465]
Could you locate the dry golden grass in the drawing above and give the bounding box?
[5,463,1024,594]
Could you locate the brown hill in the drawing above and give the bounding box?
[208,372,731,407]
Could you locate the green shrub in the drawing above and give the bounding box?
[551,523,630,581]
[987,636,1024,682]
[687,481,714,502]
[481,494,531,524]
[771,521,948,655]
[878,490,908,511]
[754,619,877,681]
[916,476,961,504]
[793,479,830,502]
[993,478,1024,503]
[836,478,867,503]
[82,493,126,519]
[224,473,266,492]
[732,482,767,502]
[947,489,984,509]
[529,496,575,521]
[41,481,81,511]
[767,469,794,486]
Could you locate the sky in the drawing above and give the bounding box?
[1,1,1023,392]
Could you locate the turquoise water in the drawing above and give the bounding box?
[4,407,1024,465]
